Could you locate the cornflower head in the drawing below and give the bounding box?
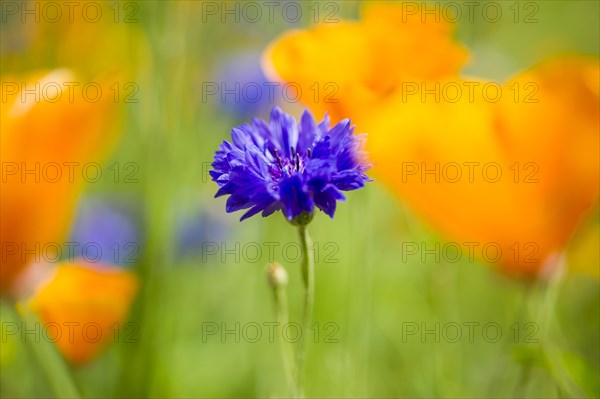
[211,106,371,224]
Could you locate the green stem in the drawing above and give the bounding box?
[18,306,81,398]
[512,258,566,397]
[509,283,534,398]
[296,224,315,396]
[272,283,298,397]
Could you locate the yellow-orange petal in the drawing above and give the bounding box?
[364,56,599,277]
[263,1,468,123]
[25,262,138,366]
[0,70,120,291]
[263,0,598,278]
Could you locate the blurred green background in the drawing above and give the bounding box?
[1,1,599,398]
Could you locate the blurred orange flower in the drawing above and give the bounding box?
[2,1,149,78]
[1,69,121,291]
[263,2,600,277]
[24,261,138,366]
[364,57,599,276]
[263,1,468,123]
[1,69,138,364]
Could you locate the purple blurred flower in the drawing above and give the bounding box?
[213,50,279,119]
[211,106,371,223]
[175,211,228,259]
[69,198,141,266]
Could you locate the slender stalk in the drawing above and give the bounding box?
[296,224,315,395]
[512,257,565,397]
[509,283,534,398]
[18,306,81,398]
[272,281,298,397]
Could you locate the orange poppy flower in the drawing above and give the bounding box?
[24,261,138,366]
[1,69,119,291]
[2,69,140,365]
[263,3,600,277]
[263,2,468,123]
[363,57,599,276]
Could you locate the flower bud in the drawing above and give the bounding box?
[266,262,288,289]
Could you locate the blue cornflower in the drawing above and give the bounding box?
[211,106,371,223]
